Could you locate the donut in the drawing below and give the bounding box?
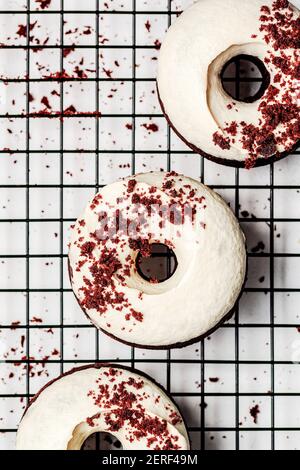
[68,172,247,349]
[157,0,300,168]
[16,364,189,450]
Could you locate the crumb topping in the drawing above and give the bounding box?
[213,0,300,168]
[85,368,183,450]
[70,173,207,332]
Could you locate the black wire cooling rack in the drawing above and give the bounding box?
[1,0,300,451]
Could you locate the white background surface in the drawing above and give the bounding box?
[0,0,300,451]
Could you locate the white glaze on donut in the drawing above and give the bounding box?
[16,365,189,450]
[68,172,247,348]
[157,0,300,168]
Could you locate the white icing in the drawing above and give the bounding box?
[157,0,300,164]
[68,172,247,348]
[16,365,189,450]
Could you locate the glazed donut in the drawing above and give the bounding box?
[157,0,300,168]
[16,364,189,450]
[68,172,247,349]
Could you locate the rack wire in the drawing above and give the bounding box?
[0,0,300,451]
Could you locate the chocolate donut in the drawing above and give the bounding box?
[157,0,300,168]
[16,364,189,450]
[68,172,247,349]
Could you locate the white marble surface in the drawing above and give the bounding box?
[0,0,300,451]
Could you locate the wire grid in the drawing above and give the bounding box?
[0,0,300,451]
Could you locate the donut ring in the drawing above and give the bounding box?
[16,364,189,450]
[68,172,247,349]
[157,0,300,168]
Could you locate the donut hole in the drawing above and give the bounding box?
[221,54,270,103]
[81,432,123,450]
[136,243,178,283]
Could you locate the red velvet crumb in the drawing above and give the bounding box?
[213,132,231,150]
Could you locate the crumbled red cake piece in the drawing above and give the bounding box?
[256,133,277,157]
[80,241,96,257]
[16,22,37,38]
[145,20,151,32]
[273,0,289,10]
[44,70,74,80]
[41,96,51,109]
[80,247,124,310]
[264,85,280,101]
[169,411,182,426]
[103,68,113,78]
[213,132,231,150]
[250,404,260,424]
[142,122,159,132]
[127,179,137,193]
[224,121,238,136]
[215,1,299,168]
[86,412,101,428]
[130,309,144,323]
[63,46,75,58]
[87,371,182,449]
[64,105,77,114]
[260,2,300,51]
[35,0,52,9]
[129,238,152,257]
[162,179,173,190]
[31,317,43,324]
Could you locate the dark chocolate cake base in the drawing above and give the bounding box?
[157,84,299,169]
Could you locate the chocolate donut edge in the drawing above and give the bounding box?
[157,82,299,169]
